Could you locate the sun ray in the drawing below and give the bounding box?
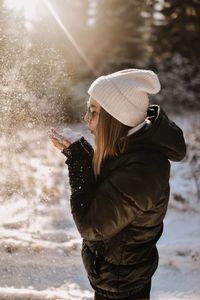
[42,0,98,76]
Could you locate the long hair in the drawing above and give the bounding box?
[92,106,132,179]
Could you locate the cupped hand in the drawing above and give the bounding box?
[48,127,71,151]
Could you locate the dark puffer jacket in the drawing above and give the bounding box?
[62,105,186,299]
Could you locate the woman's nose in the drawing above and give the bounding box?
[81,112,85,121]
[83,112,89,123]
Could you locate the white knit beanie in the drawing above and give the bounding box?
[87,68,161,127]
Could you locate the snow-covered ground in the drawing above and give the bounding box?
[0,112,199,300]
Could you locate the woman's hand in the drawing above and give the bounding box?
[48,127,71,151]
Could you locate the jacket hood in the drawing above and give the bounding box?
[120,105,186,161]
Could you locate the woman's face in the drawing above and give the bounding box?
[84,96,101,135]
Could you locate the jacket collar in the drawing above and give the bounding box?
[126,120,150,136]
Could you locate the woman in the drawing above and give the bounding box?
[48,69,186,300]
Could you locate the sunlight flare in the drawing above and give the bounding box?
[5,0,39,20]
[42,0,98,76]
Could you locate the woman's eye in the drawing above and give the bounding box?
[85,102,98,119]
[87,107,95,114]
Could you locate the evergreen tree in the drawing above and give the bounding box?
[151,0,200,63]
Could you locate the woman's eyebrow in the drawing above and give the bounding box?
[87,101,96,108]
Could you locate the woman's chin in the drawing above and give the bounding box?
[86,126,95,135]
[88,128,94,134]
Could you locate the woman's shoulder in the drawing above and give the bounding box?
[99,149,170,190]
[106,148,169,172]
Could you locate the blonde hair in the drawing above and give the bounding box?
[92,106,132,179]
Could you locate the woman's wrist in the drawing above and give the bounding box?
[61,146,68,153]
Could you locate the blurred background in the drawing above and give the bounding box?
[0,1,200,299]
[1,0,200,131]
